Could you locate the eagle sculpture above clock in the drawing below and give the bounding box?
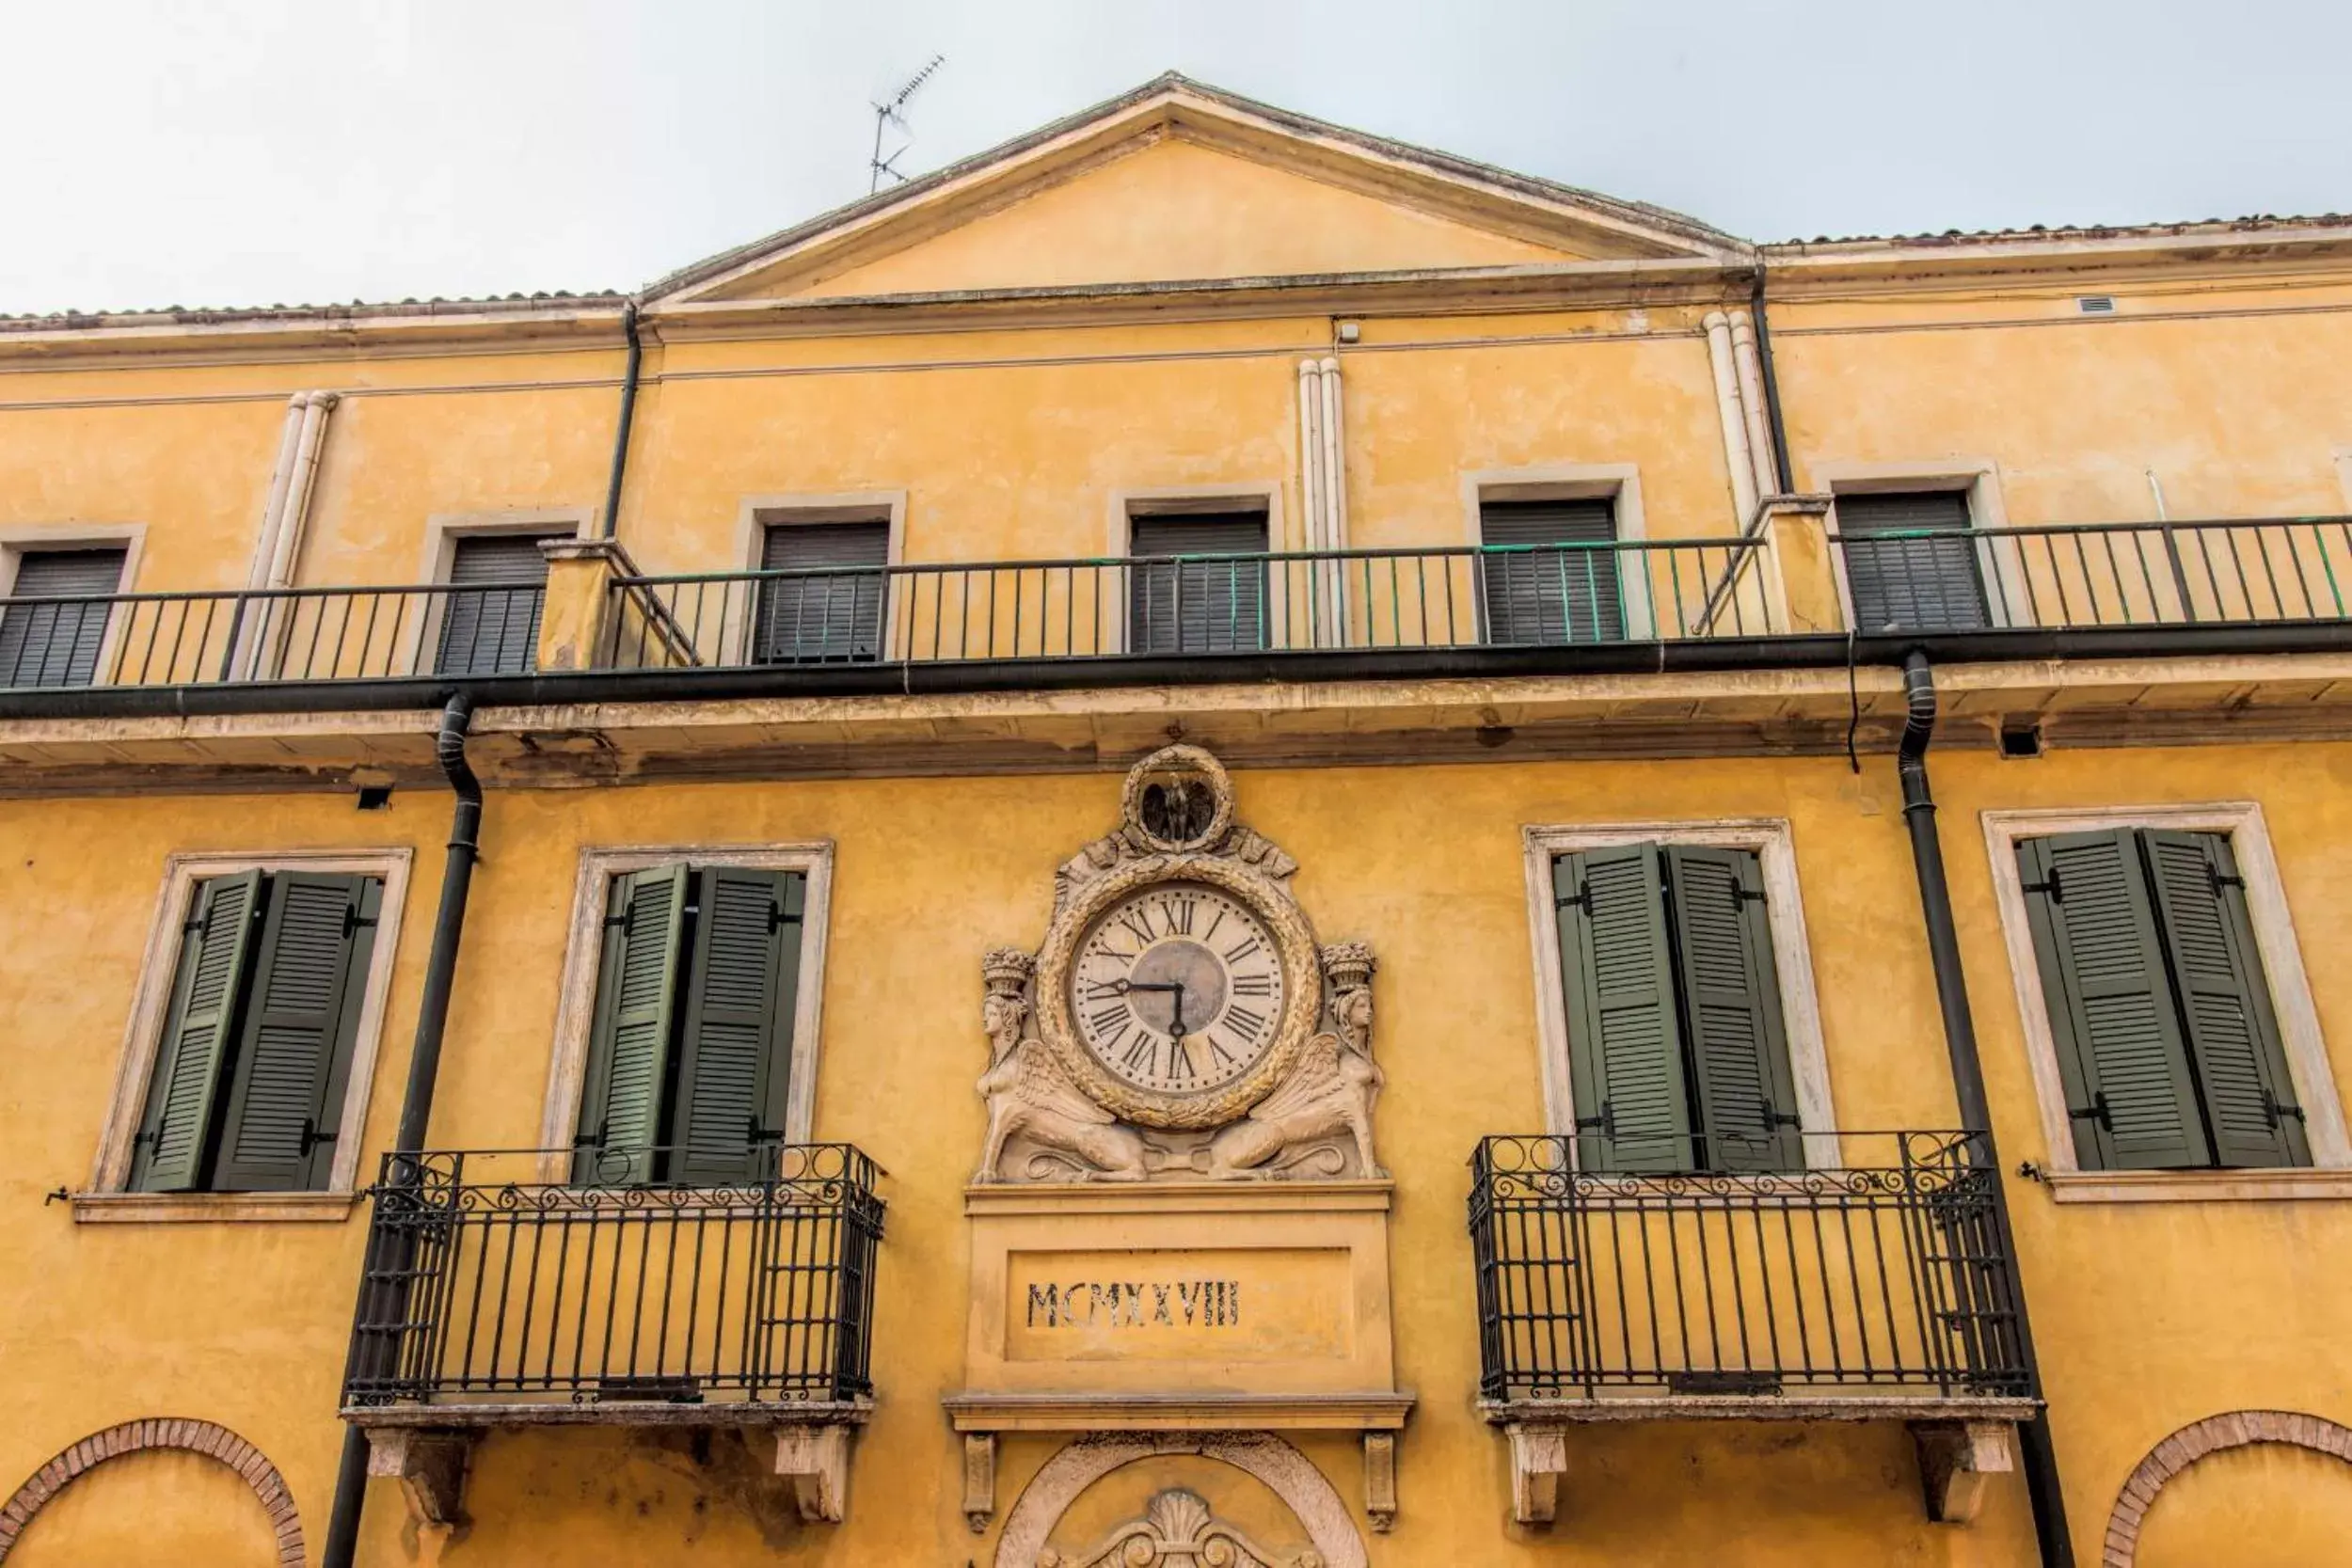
[976,745,1384,1183]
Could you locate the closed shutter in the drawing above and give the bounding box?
[2140,831,2308,1167]
[575,865,689,1184]
[0,547,127,688]
[1478,499,1623,645]
[1555,845,1692,1172]
[1835,491,1990,633]
[1129,514,1269,654]
[756,521,890,663]
[132,870,264,1192]
[436,534,555,676]
[2018,831,2211,1169]
[211,874,380,1191]
[1663,847,1803,1172]
[669,869,805,1184]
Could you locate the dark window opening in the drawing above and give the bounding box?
[0,546,129,689]
[1836,490,1991,634]
[1478,499,1625,645]
[1128,512,1269,654]
[755,519,891,663]
[436,533,563,676]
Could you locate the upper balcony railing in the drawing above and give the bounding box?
[341,1144,883,1415]
[1469,1131,2028,1406]
[601,537,1780,669]
[3,515,2348,702]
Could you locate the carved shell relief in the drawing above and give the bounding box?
[977,745,1382,1185]
[1037,1487,1324,1568]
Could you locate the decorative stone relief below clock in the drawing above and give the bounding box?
[977,745,1384,1184]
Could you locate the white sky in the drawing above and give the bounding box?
[4,0,2346,315]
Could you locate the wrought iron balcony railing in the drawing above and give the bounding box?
[601,538,1781,668]
[1469,1131,2028,1405]
[7,515,2351,699]
[0,579,552,690]
[341,1145,883,1413]
[1835,515,2352,635]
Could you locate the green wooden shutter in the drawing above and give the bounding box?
[2018,832,2210,1169]
[1128,514,1270,654]
[1555,845,1693,1172]
[575,865,688,1183]
[1663,847,1803,1172]
[132,870,265,1192]
[670,869,805,1184]
[2141,831,2309,1168]
[1478,499,1624,646]
[211,874,380,1192]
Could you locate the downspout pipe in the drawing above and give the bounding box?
[321,691,485,1568]
[1897,652,2074,1568]
[597,302,643,541]
[1749,268,1796,496]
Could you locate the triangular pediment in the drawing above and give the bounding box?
[654,75,1746,307]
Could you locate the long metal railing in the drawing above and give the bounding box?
[0,580,552,689]
[1836,515,2352,634]
[600,538,1782,668]
[341,1144,883,1410]
[1469,1131,2026,1403]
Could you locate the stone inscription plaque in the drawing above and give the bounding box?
[1006,1248,1354,1363]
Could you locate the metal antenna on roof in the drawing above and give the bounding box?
[869,55,946,195]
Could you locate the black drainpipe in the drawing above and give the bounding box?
[321,692,485,1568]
[1897,652,2074,1567]
[1749,267,1796,496]
[597,302,643,541]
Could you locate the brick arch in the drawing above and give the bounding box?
[2105,1409,2352,1567]
[0,1418,303,1566]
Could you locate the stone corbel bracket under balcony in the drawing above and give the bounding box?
[1478,1394,2041,1528]
[343,1399,873,1528]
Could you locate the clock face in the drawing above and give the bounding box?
[1070,882,1286,1096]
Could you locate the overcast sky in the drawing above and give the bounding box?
[5,0,2346,316]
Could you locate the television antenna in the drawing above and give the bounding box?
[869,55,946,195]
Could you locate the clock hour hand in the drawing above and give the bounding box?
[1112,978,1188,1037]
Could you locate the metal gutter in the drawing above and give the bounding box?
[320,694,485,1568]
[2,624,2348,722]
[597,303,643,541]
[1896,652,2074,1567]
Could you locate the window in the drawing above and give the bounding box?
[1836,491,1990,634]
[436,533,561,675]
[574,864,809,1185]
[1478,499,1624,645]
[2018,828,2309,1171]
[128,870,382,1194]
[1550,842,1801,1173]
[0,546,128,688]
[1128,512,1268,654]
[755,519,890,663]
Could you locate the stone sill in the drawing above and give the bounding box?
[2042,1167,2352,1204]
[343,1399,872,1430]
[944,1390,1416,1433]
[1480,1395,2039,1426]
[70,1190,358,1224]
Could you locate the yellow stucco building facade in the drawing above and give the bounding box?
[3,75,2351,1567]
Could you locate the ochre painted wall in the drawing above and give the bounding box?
[8,743,2352,1559]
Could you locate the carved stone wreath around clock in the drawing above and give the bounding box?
[977,745,1384,1183]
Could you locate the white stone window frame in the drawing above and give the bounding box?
[534,841,836,1184]
[1810,458,2031,632]
[1460,464,1658,641]
[724,489,907,665]
[77,846,415,1223]
[0,522,147,685]
[402,507,591,676]
[1520,819,1841,1169]
[1108,483,1288,654]
[1982,801,2352,1203]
